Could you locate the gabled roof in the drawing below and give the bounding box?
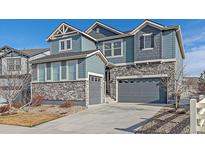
[85,21,124,35]
[0,45,29,58]
[130,20,185,59]
[30,50,109,65]
[47,22,97,42]
[19,48,50,57]
[130,20,165,34]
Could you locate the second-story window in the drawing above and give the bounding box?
[103,40,123,57]
[59,38,72,51]
[7,58,21,71]
[140,33,154,50]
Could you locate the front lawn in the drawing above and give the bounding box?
[0,104,86,127]
[0,112,61,127]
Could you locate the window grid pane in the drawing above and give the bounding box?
[61,61,67,80]
[60,41,65,50]
[68,60,76,80]
[32,64,37,81]
[46,63,51,80]
[53,63,60,81]
[39,64,45,81]
[66,40,71,49]
[144,35,152,49]
[7,58,21,71]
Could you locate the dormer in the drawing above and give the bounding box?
[47,22,97,54]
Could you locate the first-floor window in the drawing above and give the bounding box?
[61,61,67,80]
[68,60,76,80]
[32,64,37,81]
[7,58,21,71]
[103,40,122,57]
[53,63,60,81]
[46,63,51,80]
[39,64,45,81]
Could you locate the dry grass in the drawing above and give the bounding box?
[0,112,62,127]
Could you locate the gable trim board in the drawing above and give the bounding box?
[86,21,124,35]
[47,22,97,42]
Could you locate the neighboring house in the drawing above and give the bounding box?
[0,46,50,103]
[30,20,185,106]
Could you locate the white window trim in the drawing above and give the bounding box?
[6,57,22,71]
[142,33,154,50]
[103,39,123,58]
[59,38,72,52]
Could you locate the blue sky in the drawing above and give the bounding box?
[0,19,204,76]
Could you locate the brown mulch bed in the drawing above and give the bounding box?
[135,105,190,134]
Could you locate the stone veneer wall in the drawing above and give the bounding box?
[32,81,86,103]
[109,62,176,102]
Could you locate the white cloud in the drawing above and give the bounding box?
[184,31,205,46]
[184,45,205,77]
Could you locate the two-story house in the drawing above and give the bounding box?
[0,46,50,103]
[30,20,185,106]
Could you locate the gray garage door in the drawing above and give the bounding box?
[118,78,167,103]
[89,75,102,105]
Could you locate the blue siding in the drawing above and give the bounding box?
[89,25,119,39]
[98,36,134,64]
[86,55,105,78]
[135,25,162,61]
[78,58,86,78]
[50,34,81,54]
[175,37,183,81]
[81,36,96,51]
[162,30,176,59]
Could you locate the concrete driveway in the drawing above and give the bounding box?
[0,103,163,134]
